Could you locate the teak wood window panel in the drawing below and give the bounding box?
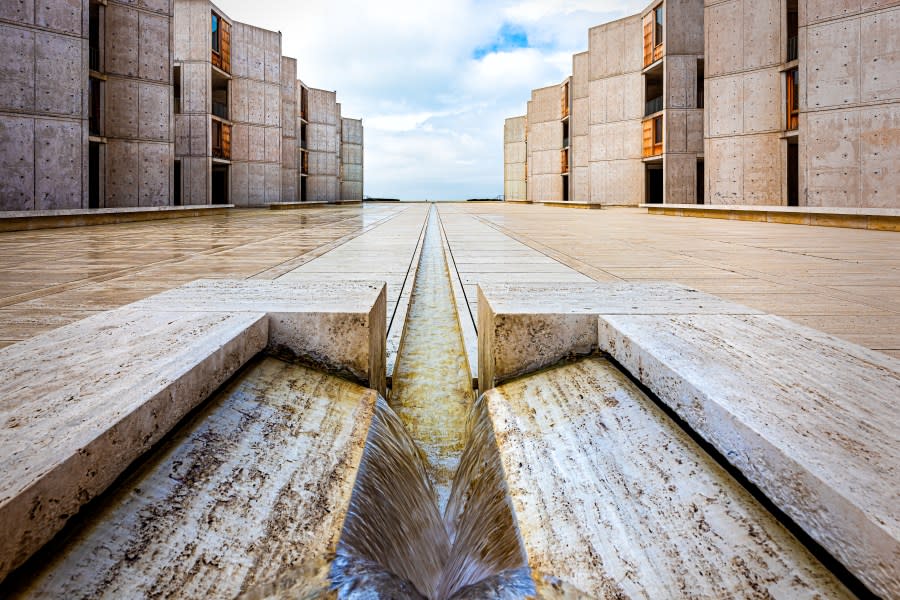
[561,82,570,119]
[643,5,664,67]
[561,149,569,174]
[642,116,663,157]
[212,119,231,160]
[786,68,799,131]
[211,13,231,74]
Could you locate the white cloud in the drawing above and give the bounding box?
[213,0,640,199]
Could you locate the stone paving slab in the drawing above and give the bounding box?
[485,358,853,599]
[5,358,375,598]
[599,313,900,599]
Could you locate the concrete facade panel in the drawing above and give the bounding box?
[139,11,171,83]
[706,0,743,77]
[35,30,82,116]
[707,135,743,203]
[264,82,280,126]
[247,125,265,162]
[860,8,900,102]
[742,0,780,70]
[34,118,82,209]
[230,161,248,204]
[707,74,742,136]
[36,0,82,35]
[572,165,590,201]
[807,18,861,108]
[0,0,35,24]
[183,156,208,204]
[139,142,171,206]
[665,152,697,204]
[106,140,140,207]
[189,114,207,155]
[807,109,859,205]
[182,62,208,114]
[590,159,643,205]
[139,82,171,141]
[0,25,35,112]
[0,115,36,209]
[106,4,140,77]
[174,114,190,155]
[741,68,781,133]
[106,78,140,138]
[859,105,900,207]
[265,126,281,163]
[666,55,698,109]
[742,134,782,203]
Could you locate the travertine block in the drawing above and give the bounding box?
[598,313,900,599]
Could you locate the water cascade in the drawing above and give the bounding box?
[330,206,535,599]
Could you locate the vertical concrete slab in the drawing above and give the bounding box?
[0,116,36,210]
[34,119,83,210]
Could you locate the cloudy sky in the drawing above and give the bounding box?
[214,0,647,200]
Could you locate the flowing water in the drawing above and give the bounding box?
[329,206,536,599]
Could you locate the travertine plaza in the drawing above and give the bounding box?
[0,1,898,600]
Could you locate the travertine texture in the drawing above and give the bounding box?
[599,312,900,598]
[0,308,269,581]
[477,281,761,390]
[341,117,363,201]
[504,116,527,201]
[306,87,340,202]
[230,21,282,207]
[485,358,854,598]
[6,357,376,598]
[588,15,644,205]
[526,84,564,202]
[130,279,388,394]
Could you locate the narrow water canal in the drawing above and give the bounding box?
[389,205,474,511]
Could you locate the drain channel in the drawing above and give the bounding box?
[331,206,533,599]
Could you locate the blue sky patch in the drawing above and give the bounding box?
[473,23,529,59]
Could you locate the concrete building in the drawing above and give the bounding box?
[506,0,900,209]
[173,0,231,205]
[296,80,310,201]
[588,15,644,206]
[706,0,899,208]
[1,0,174,210]
[341,117,364,201]
[229,21,282,206]
[525,83,567,202]
[306,87,341,202]
[503,116,527,201]
[570,52,590,202]
[281,57,298,204]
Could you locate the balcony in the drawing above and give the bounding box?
[645,95,663,116]
[787,36,798,62]
[212,101,228,120]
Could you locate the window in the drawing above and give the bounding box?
[212,119,222,156]
[89,77,102,136]
[173,66,181,113]
[89,3,101,71]
[654,6,664,47]
[653,115,663,145]
[696,59,704,109]
[211,13,220,53]
[786,68,799,130]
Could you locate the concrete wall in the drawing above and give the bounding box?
[657,0,704,204]
[588,15,645,205]
[104,0,175,208]
[281,56,297,203]
[0,0,89,210]
[504,116,527,201]
[571,52,591,202]
[229,21,281,206]
[174,0,216,205]
[306,87,339,202]
[341,117,363,200]
[527,85,564,202]
[800,2,900,208]
[705,0,785,205]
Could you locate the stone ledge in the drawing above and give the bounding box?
[0,205,234,232]
[0,279,386,583]
[537,201,602,209]
[268,201,329,209]
[642,204,900,231]
[477,282,900,598]
[477,282,761,390]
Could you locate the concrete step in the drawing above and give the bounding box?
[484,358,853,598]
[0,279,386,583]
[5,357,375,597]
[478,282,900,598]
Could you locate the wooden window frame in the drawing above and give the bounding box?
[786,68,799,131]
[654,6,664,48]
[211,12,221,54]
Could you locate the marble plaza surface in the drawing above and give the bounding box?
[0,202,898,362]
